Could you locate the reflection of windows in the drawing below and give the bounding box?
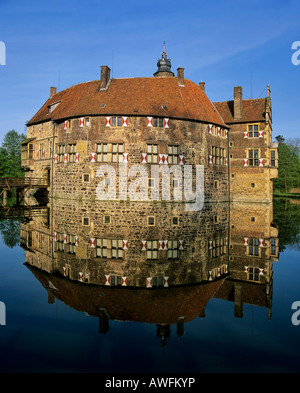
[147,144,158,163]
[168,240,179,259]
[55,233,76,254]
[248,238,259,256]
[168,145,179,164]
[271,238,277,255]
[147,241,158,259]
[96,239,123,259]
[248,267,260,281]
[110,275,123,285]
[152,277,164,287]
[209,238,227,258]
[96,143,124,163]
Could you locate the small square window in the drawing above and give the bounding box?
[104,216,111,224]
[83,217,89,226]
[172,216,179,226]
[83,174,90,182]
[147,216,155,226]
[251,217,255,222]
[251,183,255,188]
[148,178,155,188]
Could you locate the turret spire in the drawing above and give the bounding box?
[154,42,174,77]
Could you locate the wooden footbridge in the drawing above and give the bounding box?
[0,177,49,207]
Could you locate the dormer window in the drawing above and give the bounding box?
[48,101,61,114]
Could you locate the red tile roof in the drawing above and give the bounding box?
[26,263,226,324]
[27,77,227,127]
[213,98,267,124]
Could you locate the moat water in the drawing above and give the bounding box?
[0,198,299,374]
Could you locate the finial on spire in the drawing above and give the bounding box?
[154,42,174,77]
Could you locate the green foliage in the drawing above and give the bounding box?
[273,198,300,252]
[0,130,26,177]
[0,217,22,248]
[273,135,300,193]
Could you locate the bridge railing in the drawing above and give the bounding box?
[0,177,49,188]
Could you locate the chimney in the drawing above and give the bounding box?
[50,86,57,98]
[199,82,205,92]
[177,67,184,86]
[100,65,111,90]
[234,86,243,120]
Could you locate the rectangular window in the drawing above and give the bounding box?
[248,267,260,281]
[68,144,76,162]
[146,240,158,259]
[248,124,259,138]
[29,144,34,159]
[147,216,155,226]
[147,144,158,163]
[57,145,65,162]
[148,178,155,188]
[152,117,164,127]
[271,150,276,167]
[249,238,259,256]
[104,215,111,224]
[271,238,277,255]
[168,240,179,259]
[96,143,124,163]
[209,238,227,258]
[168,145,178,164]
[248,149,259,166]
[96,238,123,259]
[211,146,226,165]
[110,116,123,127]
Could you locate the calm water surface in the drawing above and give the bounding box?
[0,198,299,373]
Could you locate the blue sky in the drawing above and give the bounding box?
[0,0,299,144]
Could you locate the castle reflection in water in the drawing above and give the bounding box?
[20,200,279,341]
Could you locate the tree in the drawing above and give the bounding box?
[0,130,26,177]
[273,135,300,193]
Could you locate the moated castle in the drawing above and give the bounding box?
[21,47,278,204]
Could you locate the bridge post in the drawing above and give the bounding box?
[2,190,7,206]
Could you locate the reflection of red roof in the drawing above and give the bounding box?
[213,98,267,124]
[27,77,226,127]
[26,264,226,324]
[214,278,269,308]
